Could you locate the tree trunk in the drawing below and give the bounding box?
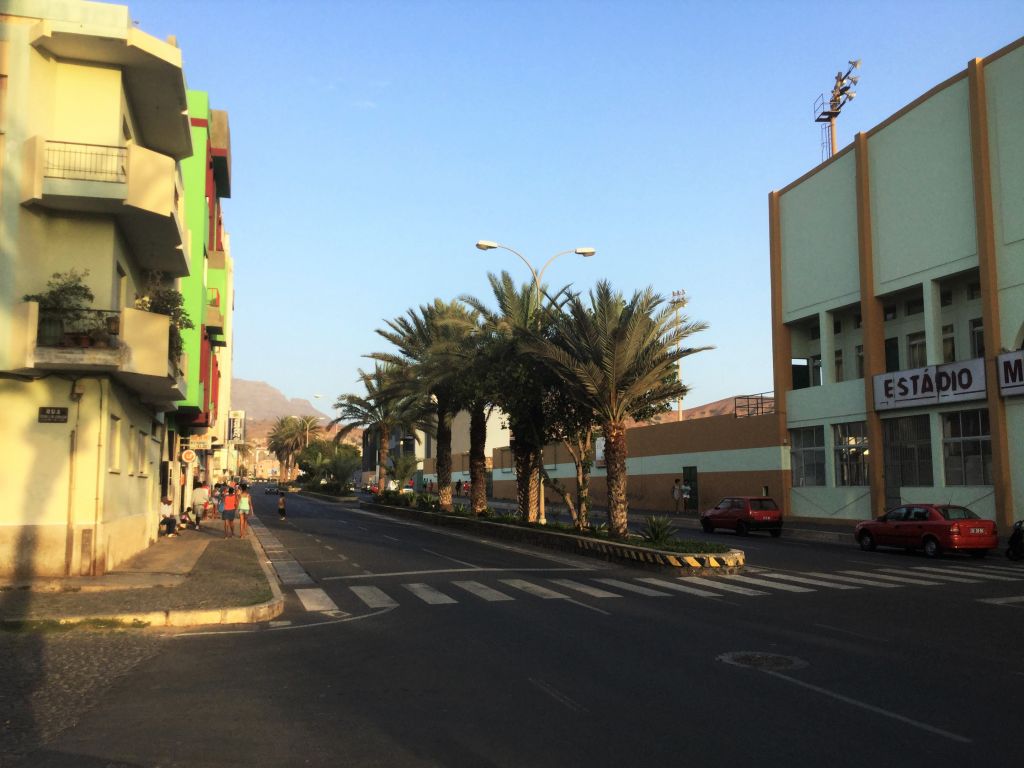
[469,403,488,516]
[513,440,539,522]
[604,421,629,538]
[435,399,453,512]
[378,441,390,491]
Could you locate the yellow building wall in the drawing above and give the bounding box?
[52,61,122,144]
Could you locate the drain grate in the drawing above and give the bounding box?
[716,651,807,671]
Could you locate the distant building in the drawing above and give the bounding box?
[770,36,1024,529]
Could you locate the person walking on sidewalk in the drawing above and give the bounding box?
[191,480,211,521]
[237,484,252,538]
[221,486,238,537]
[277,494,287,521]
[672,478,683,514]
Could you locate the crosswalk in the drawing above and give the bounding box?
[295,562,1024,613]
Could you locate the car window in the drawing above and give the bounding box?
[750,499,778,510]
[732,499,746,509]
[939,506,980,520]
[715,499,729,510]
[910,507,930,521]
[885,508,907,522]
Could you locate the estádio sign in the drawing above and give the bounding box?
[873,358,986,411]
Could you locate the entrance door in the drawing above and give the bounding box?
[882,416,933,512]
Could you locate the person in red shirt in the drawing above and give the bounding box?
[221,487,238,538]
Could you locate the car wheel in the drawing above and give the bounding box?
[735,521,749,537]
[922,537,941,558]
[769,529,782,538]
[701,519,714,533]
[968,549,988,559]
[858,531,876,551]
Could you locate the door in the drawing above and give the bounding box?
[875,506,906,545]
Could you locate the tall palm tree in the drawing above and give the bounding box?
[525,281,710,538]
[331,365,424,491]
[295,415,324,449]
[267,416,305,481]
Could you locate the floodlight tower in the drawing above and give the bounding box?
[814,59,861,160]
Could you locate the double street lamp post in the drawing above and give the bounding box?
[475,240,597,524]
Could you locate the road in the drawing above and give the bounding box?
[12,491,1024,767]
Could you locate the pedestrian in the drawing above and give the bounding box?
[221,486,238,538]
[455,479,463,497]
[277,494,287,521]
[238,484,252,538]
[159,496,177,537]
[672,478,683,514]
[681,479,692,513]
[190,480,210,522]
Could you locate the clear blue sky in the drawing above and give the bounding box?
[129,0,1023,411]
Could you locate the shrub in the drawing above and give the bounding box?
[641,516,678,547]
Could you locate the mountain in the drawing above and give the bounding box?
[231,379,329,422]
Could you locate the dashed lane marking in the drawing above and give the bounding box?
[914,566,1019,582]
[888,567,979,584]
[594,578,672,597]
[452,580,515,602]
[755,572,860,590]
[549,579,621,598]
[404,583,458,605]
[719,574,815,593]
[839,570,940,586]
[687,577,767,596]
[978,596,1024,606]
[500,579,569,600]
[805,572,904,588]
[636,577,726,598]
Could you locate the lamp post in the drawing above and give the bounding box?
[475,240,597,523]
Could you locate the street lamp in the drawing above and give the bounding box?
[814,58,861,160]
[475,240,597,523]
[305,416,325,448]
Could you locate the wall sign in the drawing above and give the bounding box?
[998,350,1024,397]
[181,449,197,464]
[873,358,986,411]
[38,407,68,423]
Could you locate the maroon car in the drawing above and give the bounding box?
[855,504,998,558]
[700,496,783,537]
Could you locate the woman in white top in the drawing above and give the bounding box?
[237,485,252,538]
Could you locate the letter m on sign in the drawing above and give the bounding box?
[999,351,1024,396]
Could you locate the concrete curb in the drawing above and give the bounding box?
[358,501,745,575]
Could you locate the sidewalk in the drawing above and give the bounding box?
[0,516,283,628]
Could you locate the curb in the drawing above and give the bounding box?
[358,501,745,575]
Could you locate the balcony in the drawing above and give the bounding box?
[21,138,189,277]
[6,303,187,406]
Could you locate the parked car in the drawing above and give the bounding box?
[700,496,783,537]
[854,504,997,558]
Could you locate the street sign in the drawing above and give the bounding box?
[228,410,246,442]
[38,407,68,423]
[188,435,212,450]
[181,449,197,464]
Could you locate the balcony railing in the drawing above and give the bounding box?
[734,391,776,418]
[44,141,126,183]
[36,308,122,349]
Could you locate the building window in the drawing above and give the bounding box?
[834,350,844,382]
[854,313,862,329]
[905,298,924,316]
[810,355,822,386]
[940,289,953,307]
[967,282,981,300]
[833,319,842,335]
[109,416,121,472]
[884,305,898,321]
[970,318,984,359]
[883,415,933,487]
[942,409,991,486]
[885,337,900,372]
[809,324,820,340]
[137,431,147,475]
[790,426,825,487]
[907,331,927,368]
[856,345,864,378]
[942,324,955,363]
[833,421,869,486]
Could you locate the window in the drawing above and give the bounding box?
[907,331,927,368]
[883,415,933,487]
[790,426,825,487]
[810,355,822,386]
[940,289,953,307]
[970,318,984,359]
[137,431,147,475]
[809,324,820,340]
[942,324,955,363]
[967,282,981,300]
[942,409,992,485]
[905,298,924,316]
[833,421,869,486]
[854,313,862,329]
[833,319,842,335]
[884,305,898,321]
[885,337,900,372]
[856,345,864,378]
[108,416,122,472]
[834,349,844,382]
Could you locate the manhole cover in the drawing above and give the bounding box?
[716,652,807,671]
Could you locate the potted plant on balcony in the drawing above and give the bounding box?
[23,269,95,347]
[135,271,194,362]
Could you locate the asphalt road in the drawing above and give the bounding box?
[13,492,1024,767]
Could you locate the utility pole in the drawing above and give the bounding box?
[814,59,861,161]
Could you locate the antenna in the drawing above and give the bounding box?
[814,59,861,161]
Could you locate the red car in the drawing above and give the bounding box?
[700,496,783,537]
[854,504,997,558]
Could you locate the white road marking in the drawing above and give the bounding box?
[324,545,334,550]
[322,566,588,581]
[422,548,480,568]
[350,586,399,608]
[294,588,339,612]
[973,564,1024,574]
[764,670,971,744]
[268,620,292,627]
[978,596,1024,605]
[593,578,671,597]
[687,578,768,596]
[915,566,1019,581]
[500,579,569,599]
[549,579,621,598]
[757,573,859,590]
[805,572,903,588]
[840,570,941,586]
[529,678,587,713]
[404,583,457,604]
[383,535,400,542]
[452,580,515,602]
[889,567,979,583]
[636,578,726,598]
[719,574,815,593]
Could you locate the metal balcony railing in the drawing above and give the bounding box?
[44,141,127,183]
[36,308,122,348]
[734,391,776,418]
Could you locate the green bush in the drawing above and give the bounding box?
[641,516,678,546]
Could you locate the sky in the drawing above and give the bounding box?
[127,0,1023,412]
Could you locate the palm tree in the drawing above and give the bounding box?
[525,281,710,538]
[331,365,425,491]
[296,415,324,448]
[267,416,305,481]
